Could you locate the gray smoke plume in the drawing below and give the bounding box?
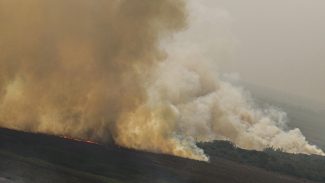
[0,0,323,161]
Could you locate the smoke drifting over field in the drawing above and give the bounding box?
[0,0,323,161]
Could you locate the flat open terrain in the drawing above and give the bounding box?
[0,128,320,183]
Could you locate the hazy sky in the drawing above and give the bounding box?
[184,0,325,104]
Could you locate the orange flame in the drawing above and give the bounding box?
[61,136,99,145]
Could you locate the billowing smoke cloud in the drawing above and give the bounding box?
[0,0,323,161]
[139,59,325,160]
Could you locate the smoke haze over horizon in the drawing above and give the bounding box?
[0,0,323,161]
[194,0,325,106]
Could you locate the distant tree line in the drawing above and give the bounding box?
[198,141,325,182]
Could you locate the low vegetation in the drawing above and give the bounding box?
[1,128,322,183]
[199,141,325,182]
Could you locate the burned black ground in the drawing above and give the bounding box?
[0,128,321,183]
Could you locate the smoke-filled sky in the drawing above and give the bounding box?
[183,0,325,105]
[0,0,324,161]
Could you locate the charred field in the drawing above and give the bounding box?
[0,127,323,183]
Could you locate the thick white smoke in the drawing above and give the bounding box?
[143,59,324,160]
[120,0,324,160]
[0,0,323,161]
